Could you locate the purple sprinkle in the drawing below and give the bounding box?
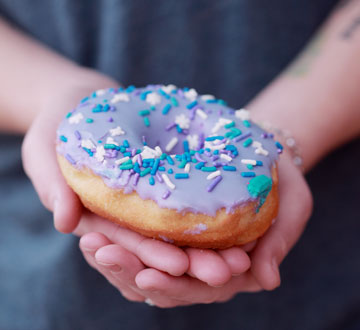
[207,175,223,192]
[110,106,116,112]
[195,153,205,162]
[133,173,140,186]
[142,135,146,144]
[131,148,136,156]
[108,117,114,122]
[189,108,196,120]
[130,169,135,174]
[218,110,223,116]
[65,154,76,165]
[212,162,223,167]
[182,129,189,135]
[211,155,219,161]
[277,149,283,154]
[105,150,118,158]
[137,154,143,166]
[261,133,268,138]
[162,190,171,199]
[156,172,164,183]
[204,150,212,157]
[74,130,81,140]
[220,150,232,155]
[177,89,185,98]
[234,132,252,142]
[166,123,176,131]
[126,147,132,152]
[117,170,123,179]
[134,89,141,96]
[268,133,274,138]
[159,160,165,165]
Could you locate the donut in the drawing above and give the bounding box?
[56,84,282,248]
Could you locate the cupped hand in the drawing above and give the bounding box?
[75,152,312,307]
[21,71,118,233]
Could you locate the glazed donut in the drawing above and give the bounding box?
[56,85,282,248]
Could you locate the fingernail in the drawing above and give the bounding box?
[96,261,122,272]
[145,298,155,306]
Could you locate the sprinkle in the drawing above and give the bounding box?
[175,173,189,179]
[243,120,251,127]
[207,175,223,192]
[223,166,236,171]
[74,130,81,140]
[65,154,76,164]
[133,173,140,186]
[183,140,189,153]
[201,166,217,172]
[82,147,93,157]
[151,159,160,175]
[206,170,221,180]
[115,156,130,165]
[241,172,256,177]
[165,137,178,152]
[184,88,198,100]
[110,126,125,136]
[205,136,224,141]
[138,110,150,116]
[110,93,130,103]
[162,174,176,190]
[68,113,83,124]
[224,121,235,129]
[140,91,152,100]
[104,144,118,150]
[80,96,89,103]
[158,88,170,99]
[186,100,198,109]
[247,164,254,170]
[119,163,133,170]
[156,172,164,182]
[66,112,72,118]
[81,139,96,149]
[195,162,205,169]
[243,138,253,147]
[196,109,208,120]
[201,94,215,101]
[126,85,135,93]
[140,168,152,177]
[255,148,269,156]
[162,190,171,199]
[234,132,252,142]
[220,154,232,162]
[184,163,191,173]
[235,109,250,120]
[168,168,174,174]
[123,140,130,148]
[256,160,263,166]
[146,92,161,105]
[166,123,176,131]
[166,155,175,165]
[175,114,191,129]
[149,176,155,185]
[162,104,172,115]
[241,159,257,165]
[60,135,68,142]
[86,118,94,123]
[144,117,150,127]
[170,96,179,107]
[275,141,284,150]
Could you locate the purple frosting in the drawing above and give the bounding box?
[57,85,279,216]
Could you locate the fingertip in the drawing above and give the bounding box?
[218,247,251,275]
[251,256,281,291]
[79,232,111,253]
[135,268,162,291]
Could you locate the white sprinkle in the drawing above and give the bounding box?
[204,141,226,150]
[220,154,232,162]
[155,146,163,157]
[81,139,95,149]
[165,137,178,152]
[241,159,257,165]
[235,108,250,120]
[69,113,83,124]
[115,156,130,165]
[184,163,191,173]
[110,93,130,103]
[106,137,119,146]
[95,146,106,162]
[162,84,177,94]
[146,92,161,105]
[196,109,208,120]
[110,126,125,136]
[186,134,199,150]
[211,117,232,133]
[184,88,198,101]
[95,89,106,96]
[201,94,215,101]
[141,146,157,159]
[206,170,221,180]
[162,174,176,190]
[255,148,269,156]
[175,114,191,129]
[252,141,262,148]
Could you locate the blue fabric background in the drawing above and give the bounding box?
[1,1,359,329]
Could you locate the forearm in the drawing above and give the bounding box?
[249,0,360,171]
[0,17,117,134]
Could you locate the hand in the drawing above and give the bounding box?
[75,153,313,307]
[21,70,118,233]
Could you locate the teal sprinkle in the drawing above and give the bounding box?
[92,105,102,113]
[175,173,189,179]
[247,164,254,170]
[150,106,156,111]
[243,120,251,127]
[170,96,179,106]
[205,148,211,152]
[119,164,133,170]
[158,89,170,99]
[122,159,132,165]
[168,168,174,174]
[217,99,227,106]
[195,162,205,169]
[98,140,102,143]
[192,158,198,163]
[140,91,152,100]
[186,100,198,109]
[66,112,72,118]
[256,160,263,166]
[183,140,189,153]
[104,144,118,150]
[201,166,217,172]
[243,138,253,147]
[190,150,196,155]
[166,156,174,165]
[158,166,165,171]
[178,159,187,169]
[133,163,140,173]
[223,166,236,171]
[199,149,204,154]
[120,146,126,153]
[205,136,224,141]
[139,110,150,116]
[144,117,150,127]
[86,118,94,123]
[151,159,160,175]
[80,96,89,103]
[103,104,110,112]
[91,92,97,98]
[140,168,151,177]
[176,125,182,133]
[60,135,68,142]
[162,104,172,115]
[126,85,135,93]
[213,150,219,155]
[183,87,190,91]
[241,171,256,177]
[149,176,155,185]
[206,99,217,103]
[160,153,167,160]
[275,141,284,150]
[82,147,93,156]
[136,149,142,154]
[123,140,130,148]
[247,175,273,212]
[224,121,235,129]
[123,152,131,157]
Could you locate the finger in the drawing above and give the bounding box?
[22,112,82,233]
[136,268,260,304]
[75,212,189,276]
[241,239,258,252]
[251,161,313,290]
[217,247,251,275]
[185,248,232,287]
[79,232,112,255]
